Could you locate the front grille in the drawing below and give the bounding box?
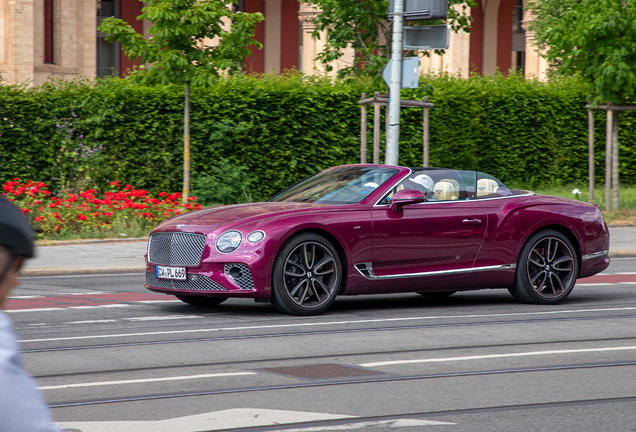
[224,263,255,290]
[148,232,207,266]
[146,272,227,291]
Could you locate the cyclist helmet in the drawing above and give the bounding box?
[0,197,35,259]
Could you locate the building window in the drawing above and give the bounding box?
[44,0,54,64]
[96,0,120,78]
[511,0,526,74]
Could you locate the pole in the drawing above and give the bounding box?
[423,97,430,167]
[612,112,620,210]
[385,0,404,166]
[373,92,380,164]
[587,109,594,203]
[183,82,191,204]
[605,108,612,211]
[360,93,367,163]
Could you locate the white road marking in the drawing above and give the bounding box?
[57,409,452,432]
[616,272,636,275]
[360,345,636,367]
[136,300,181,303]
[6,304,131,314]
[18,306,636,343]
[124,315,203,321]
[8,308,64,313]
[576,283,615,286]
[39,372,256,390]
[280,419,455,431]
[66,319,118,324]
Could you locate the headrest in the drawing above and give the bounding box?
[433,181,459,201]
[477,178,499,197]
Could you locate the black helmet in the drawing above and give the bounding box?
[0,197,35,258]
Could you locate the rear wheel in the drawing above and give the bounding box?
[509,230,578,304]
[271,233,342,315]
[175,295,228,307]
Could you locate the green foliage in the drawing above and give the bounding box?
[98,0,263,85]
[309,0,477,78]
[192,159,254,205]
[2,72,636,202]
[530,0,636,104]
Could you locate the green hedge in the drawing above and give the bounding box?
[1,73,635,201]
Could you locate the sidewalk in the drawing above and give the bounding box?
[19,227,636,277]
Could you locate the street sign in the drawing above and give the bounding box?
[389,0,448,21]
[403,25,450,50]
[383,57,420,89]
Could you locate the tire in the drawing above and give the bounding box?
[175,295,228,307]
[271,233,342,316]
[417,291,456,298]
[508,229,579,305]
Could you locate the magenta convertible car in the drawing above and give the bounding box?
[145,165,610,315]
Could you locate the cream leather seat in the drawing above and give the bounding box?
[477,178,499,197]
[433,180,459,201]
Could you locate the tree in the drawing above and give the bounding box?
[529,0,636,104]
[99,0,263,201]
[308,0,477,78]
[529,0,636,211]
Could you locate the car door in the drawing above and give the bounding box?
[369,169,487,283]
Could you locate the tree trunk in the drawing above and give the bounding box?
[183,82,191,204]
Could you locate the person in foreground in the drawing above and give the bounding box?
[0,197,60,432]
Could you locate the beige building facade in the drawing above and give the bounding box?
[0,0,549,86]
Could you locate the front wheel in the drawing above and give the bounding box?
[509,230,578,304]
[175,295,228,307]
[271,233,342,315]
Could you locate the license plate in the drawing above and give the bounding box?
[156,265,187,281]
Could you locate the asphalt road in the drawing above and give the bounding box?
[6,257,636,432]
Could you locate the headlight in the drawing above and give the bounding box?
[216,231,242,253]
[247,230,265,243]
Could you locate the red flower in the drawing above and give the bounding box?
[77,214,87,221]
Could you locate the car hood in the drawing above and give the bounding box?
[154,202,335,233]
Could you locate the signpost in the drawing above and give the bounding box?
[384,0,451,166]
[383,57,420,89]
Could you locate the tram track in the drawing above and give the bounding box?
[48,359,636,408]
[22,312,636,353]
[193,395,636,432]
[30,334,636,380]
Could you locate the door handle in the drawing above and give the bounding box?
[462,218,482,226]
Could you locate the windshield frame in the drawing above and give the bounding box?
[268,166,402,205]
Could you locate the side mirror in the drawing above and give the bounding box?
[390,189,426,212]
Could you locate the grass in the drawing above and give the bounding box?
[523,184,636,226]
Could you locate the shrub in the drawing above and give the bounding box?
[1,73,635,200]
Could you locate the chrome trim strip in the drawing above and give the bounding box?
[373,191,535,208]
[582,250,609,261]
[354,263,517,281]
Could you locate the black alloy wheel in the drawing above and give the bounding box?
[272,233,342,315]
[175,295,228,307]
[509,229,578,304]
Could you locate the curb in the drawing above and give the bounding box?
[36,238,147,247]
[20,266,146,277]
[608,250,636,258]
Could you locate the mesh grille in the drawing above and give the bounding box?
[224,263,255,290]
[146,272,227,291]
[149,232,207,266]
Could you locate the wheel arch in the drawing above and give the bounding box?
[525,224,582,271]
[283,227,349,295]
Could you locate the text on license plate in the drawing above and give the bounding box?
[156,265,187,280]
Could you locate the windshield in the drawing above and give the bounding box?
[269,166,401,204]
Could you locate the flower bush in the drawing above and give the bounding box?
[2,179,202,238]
